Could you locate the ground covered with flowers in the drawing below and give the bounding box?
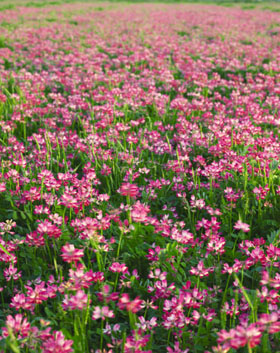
[1,2,280,352]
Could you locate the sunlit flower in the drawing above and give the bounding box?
[92,306,115,320]
[234,220,250,233]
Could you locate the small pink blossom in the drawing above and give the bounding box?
[131,201,150,222]
[92,306,115,320]
[119,183,139,198]
[41,331,73,353]
[61,243,84,264]
[109,262,128,273]
[234,220,250,233]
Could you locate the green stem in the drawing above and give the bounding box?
[234,274,257,322]
[221,273,231,307]
[167,328,172,345]
[248,343,252,353]
[100,319,104,351]
[114,273,119,292]
[121,331,126,353]
[116,229,124,260]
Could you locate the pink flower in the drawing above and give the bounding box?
[233,324,262,349]
[258,313,280,334]
[60,192,79,209]
[190,261,214,278]
[118,293,143,313]
[37,220,61,239]
[211,345,230,353]
[4,264,21,281]
[109,262,128,273]
[25,282,49,304]
[148,268,167,281]
[61,243,84,264]
[253,185,269,200]
[92,306,115,320]
[137,316,158,330]
[217,323,263,350]
[126,296,143,313]
[234,220,250,233]
[62,290,90,310]
[10,293,34,311]
[119,183,139,198]
[41,331,73,353]
[190,195,205,209]
[2,314,31,339]
[131,201,150,222]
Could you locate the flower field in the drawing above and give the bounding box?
[1,2,280,352]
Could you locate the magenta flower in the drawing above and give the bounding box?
[233,220,250,233]
[118,293,143,313]
[3,264,21,281]
[10,293,34,311]
[2,314,31,339]
[119,182,139,198]
[37,220,62,238]
[25,282,49,304]
[137,316,158,330]
[190,261,214,278]
[62,290,90,310]
[217,323,263,350]
[41,331,73,353]
[109,262,128,274]
[131,201,150,222]
[61,243,84,264]
[92,306,115,320]
[258,313,280,334]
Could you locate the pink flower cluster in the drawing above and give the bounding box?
[0,2,280,352]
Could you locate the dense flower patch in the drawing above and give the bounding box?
[1,2,280,352]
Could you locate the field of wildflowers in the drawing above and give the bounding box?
[1,2,280,352]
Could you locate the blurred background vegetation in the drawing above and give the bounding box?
[0,0,279,6]
[1,0,280,15]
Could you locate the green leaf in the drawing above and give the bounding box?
[0,243,13,258]
[60,327,74,340]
